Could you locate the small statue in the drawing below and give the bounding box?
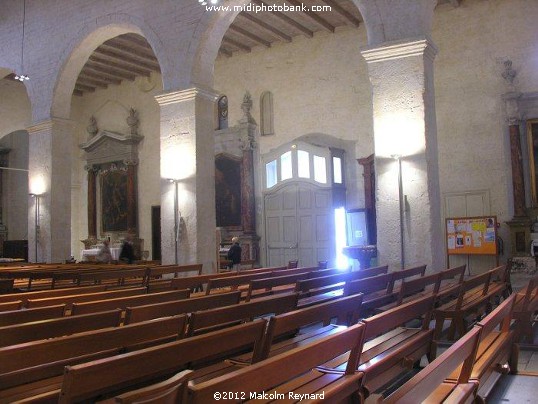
[86,116,98,138]
[501,60,517,86]
[127,108,139,135]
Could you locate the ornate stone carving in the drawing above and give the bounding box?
[80,130,143,166]
[86,116,98,139]
[502,60,517,86]
[126,108,139,135]
[239,91,257,125]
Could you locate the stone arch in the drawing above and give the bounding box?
[351,0,437,46]
[50,13,169,119]
[0,68,32,139]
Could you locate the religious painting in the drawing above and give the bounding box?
[101,169,129,232]
[215,155,242,227]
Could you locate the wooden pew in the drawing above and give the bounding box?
[369,326,481,404]
[0,309,122,347]
[77,267,148,287]
[0,284,107,306]
[319,295,436,398]
[0,304,66,326]
[70,289,191,315]
[253,293,364,363]
[188,323,366,404]
[205,271,274,295]
[0,315,187,403]
[25,286,147,309]
[0,300,22,312]
[124,291,241,324]
[387,264,427,294]
[55,321,267,404]
[187,293,299,336]
[434,265,510,340]
[113,369,193,403]
[0,278,14,293]
[145,263,203,287]
[446,293,517,401]
[437,264,466,301]
[343,272,397,317]
[512,274,538,343]
[296,265,389,307]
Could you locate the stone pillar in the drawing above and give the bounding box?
[156,88,218,272]
[27,118,73,263]
[503,91,531,256]
[361,38,443,271]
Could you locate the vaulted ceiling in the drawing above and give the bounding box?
[4,0,459,96]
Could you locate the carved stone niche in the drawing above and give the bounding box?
[80,125,144,259]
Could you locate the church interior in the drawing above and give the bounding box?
[0,0,537,402]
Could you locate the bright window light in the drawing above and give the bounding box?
[334,207,349,270]
[298,150,310,178]
[333,156,342,184]
[314,155,327,184]
[266,160,277,188]
[280,151,292,181]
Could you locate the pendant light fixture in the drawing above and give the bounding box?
[14,0,29,82]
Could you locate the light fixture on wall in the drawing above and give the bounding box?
[391,154,405,269]
[14,0,30,82]
[29,192,42,263]
[198,0,219,5]
[168,179,181,265]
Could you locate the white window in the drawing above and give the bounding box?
[280,151,292,181]
[313,155,327,184]
[333,156,342,184]
[266,160,277,188]
[298,150,310,178]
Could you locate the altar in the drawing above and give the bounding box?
[81,247,121,261]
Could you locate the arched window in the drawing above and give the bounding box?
[217,95,228,130]
[260,91,274,136]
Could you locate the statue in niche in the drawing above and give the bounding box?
[127,108,139,135]
[86,116,98,139]
[217,96,228,130]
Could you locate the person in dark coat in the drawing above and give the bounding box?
[119,237,135,264]
[227,236,242,271]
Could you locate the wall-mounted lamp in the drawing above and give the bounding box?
[29,192,42,263]
[167,179,181,265]
[391,155,405,269]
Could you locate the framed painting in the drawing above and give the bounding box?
[215,154,242,228]
[101,170,129,232]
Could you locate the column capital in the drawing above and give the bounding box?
[155,86,220,106]
[502,91,522,125]
[27,117,75,135]
[361,37,438,64]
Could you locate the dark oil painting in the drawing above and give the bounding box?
[215,155,242,227]
[101,170,129,232]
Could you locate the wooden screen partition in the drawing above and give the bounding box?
[446,216,499,269]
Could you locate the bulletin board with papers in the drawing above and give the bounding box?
[446,216,498,256]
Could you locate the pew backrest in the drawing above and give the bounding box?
[187,292,299,336]
[0,304,66,326]
[387,264,427,293]
[71,289,191,315]
[205,271,273,295]
[0,284,107,306]
[125,291,241,324]
[58,320,267,404]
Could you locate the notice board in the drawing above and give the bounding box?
[446,216,498,256]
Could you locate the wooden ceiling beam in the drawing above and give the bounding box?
[79,70,122,85]
[321,0,361,27]
[239,12,292,43]
[229,25,271,47]
[95,47,160,72]
[77,76,108,89]
[104,39,158,61]
[287,0,335,33]
[73,89,84,97]
[75,83,96,93]
[219,47,233,57]
[89,55,151,77]
[449,0,461,6]
[251,0,313,38]
[85,63,136,82]
[114,34,154,52]
[222,37,251,52]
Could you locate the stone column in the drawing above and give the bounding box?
[156,88,218,271]
[27,118,73,263]
[361,38,443,271]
